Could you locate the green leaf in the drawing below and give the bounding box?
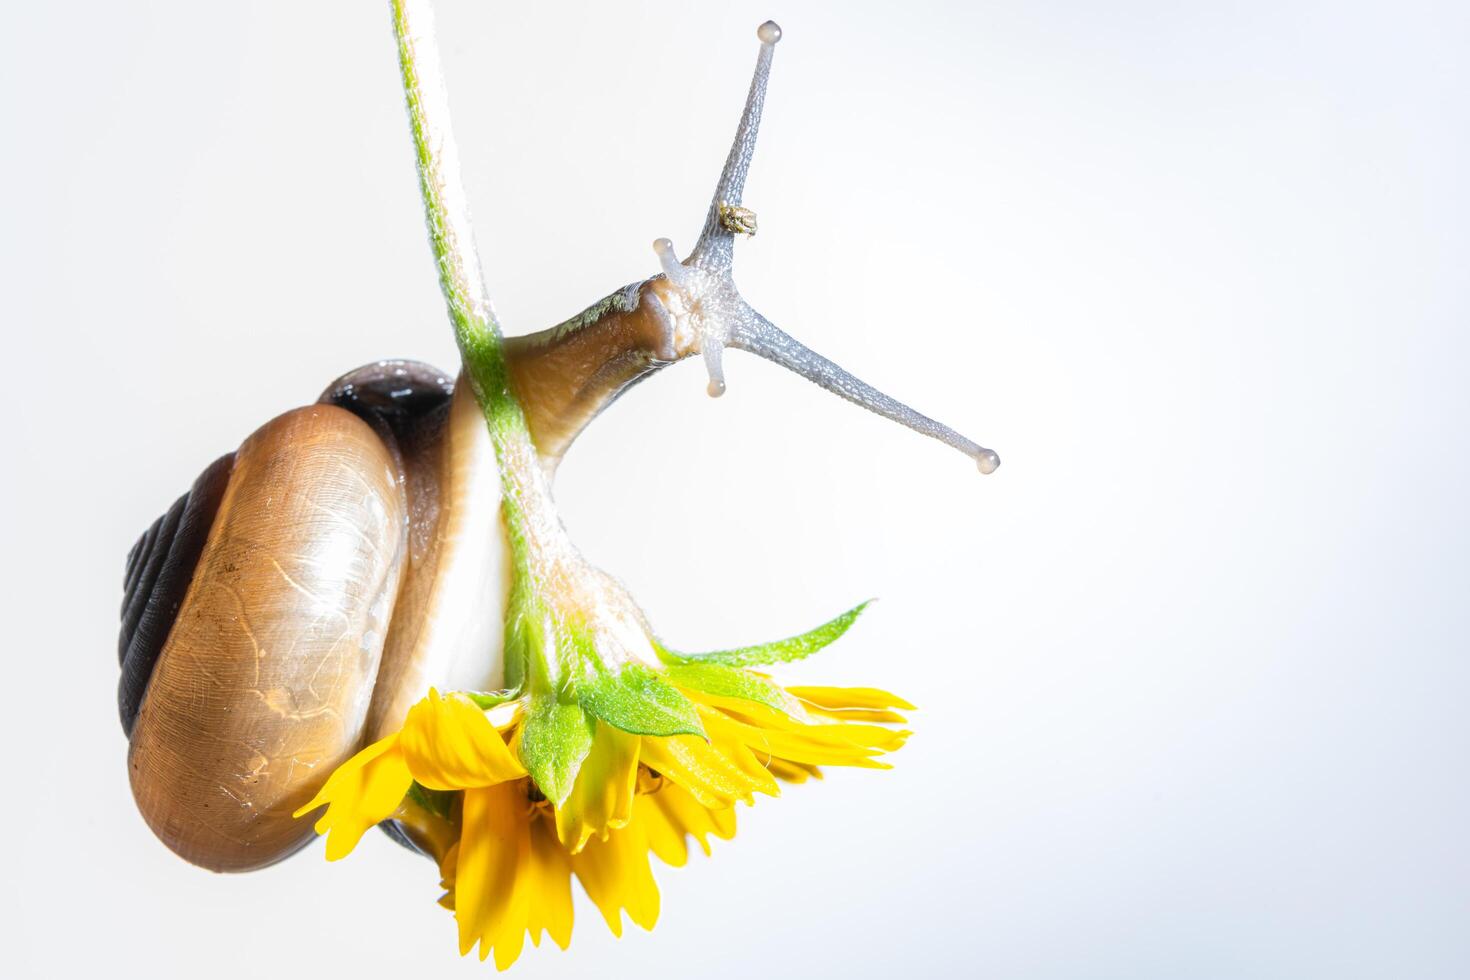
[657,600,873,668]
[405,782,455,820]
[517,695,595,806]
[663,663,810,721]
[462,688,519,710]
[581,664,705,738]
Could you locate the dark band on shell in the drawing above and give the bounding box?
[117,453,234,735]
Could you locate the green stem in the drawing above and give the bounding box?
[389,0,559,688]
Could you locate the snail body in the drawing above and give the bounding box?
[119,16,999,874]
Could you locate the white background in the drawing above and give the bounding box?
[3,1,1467,977]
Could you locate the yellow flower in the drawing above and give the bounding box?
[296,676,911,970]
[293,689,524,861]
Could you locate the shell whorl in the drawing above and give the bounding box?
[118,361,462,872]
[118,453,234,735]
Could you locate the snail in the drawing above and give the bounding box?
[119,14,999,874]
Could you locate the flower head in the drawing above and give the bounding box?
[296,607,910,970]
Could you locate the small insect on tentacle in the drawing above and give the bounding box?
[688,21,781,274]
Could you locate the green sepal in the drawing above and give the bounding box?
[405,781,456,820]
[517,694,595,806]
[663,662,811,722]
[657,600,873,668]
[462,688,520,710]
[581,663,705,738]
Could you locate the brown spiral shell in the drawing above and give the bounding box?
[119,362,454,872]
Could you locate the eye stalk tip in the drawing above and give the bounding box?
[653,237,688,288]
[707,378,727,398]
[757,21,782,45]
[975,450,1001,475]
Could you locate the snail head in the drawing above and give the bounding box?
[643,20,1000,475]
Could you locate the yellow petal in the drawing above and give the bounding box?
[678,689,812,732]
[555,722,640,853]
[489,843,532,970]
[688,688,909,747]
[708,800,737,839]
[699,709,781,798]
[527,813,575,951]
[708,710,901,768]
[400,690,526,791]
[571,821,660,936]
[455,783,527,959]
[438,840,461,910]
[635,792,689,867]
[640,734,761,809]
[785,685,916,711]
[676,678,814,724]
[765,758,823,783]
[292,734,413,862]
[740,702,910,753]
[800,704,910,724]
[637,783,738,865]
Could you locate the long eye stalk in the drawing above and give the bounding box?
[732,311,1002,473]
[688,21,782,274]
[655,21,1001,474]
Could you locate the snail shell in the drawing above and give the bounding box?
[120,362,506,872]
[126,404,405,871]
